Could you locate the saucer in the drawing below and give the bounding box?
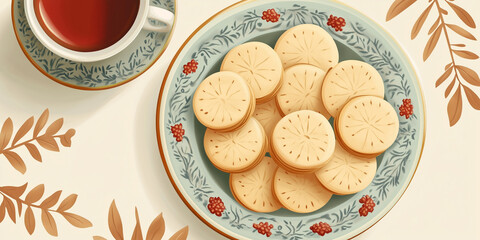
[11,0,176,90]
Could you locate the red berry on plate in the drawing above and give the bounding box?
[207,197,225,216]
[327,14,346,31]
[183,59,199,75]
[262,9,280,22]
[399,98,414,119]
[171,123,185,142]
[310,222,332,236]
[253,222,273,237]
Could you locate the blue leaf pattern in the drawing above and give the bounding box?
[13,0,174,88]
[162,2,423,239]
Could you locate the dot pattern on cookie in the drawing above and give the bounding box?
[230,157,282,212]
[274,24,339,71]
[221,42,283,103]
[271,110,335,171]
[315,143,377,195]
[274,169,332,213]
[204,118,266,173]
[322,60,385,118]
[193,71,253,131]
[276,64,330,118]
[337,96,399,156]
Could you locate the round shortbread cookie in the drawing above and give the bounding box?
[276,64,330,118]
[204,118,267,173]
[274,24,339,71]
[221,42,283,103]
[253,98,282,142]
[336,96,399,156]
[193,71,254,131]
[322,60,385,118]
[221,83,257,133]
[273,168,332,213]
[271,110,335,172]
[230,156,282,212]
[315,143,377,195]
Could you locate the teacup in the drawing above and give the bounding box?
[24,0,174,62]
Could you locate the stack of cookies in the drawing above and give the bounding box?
[193,24,399,214]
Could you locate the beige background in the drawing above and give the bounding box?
[0,0,479,239]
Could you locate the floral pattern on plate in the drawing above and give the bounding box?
[158,0,425,239]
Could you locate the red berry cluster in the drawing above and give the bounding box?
[261,9,280,23]
[359,195,375,217]
[327,15,346,31]
[207,197,225,216]
[183,59,198,75]
[399,99,414,119]
[171,123,185,142]
[253,222,274,237]
[310,222,332,236]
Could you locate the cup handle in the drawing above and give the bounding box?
[143,6,174,33]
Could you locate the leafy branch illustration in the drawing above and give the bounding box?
[93,200,188,240]
[386,0,479,126]
[0,109,75,174]
[0,183,92,236]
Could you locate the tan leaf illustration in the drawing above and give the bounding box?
[146,213,165,240]
[411,2,433,39]
[436,66,453,87]
[57,194,78,212]
[446,1,476,28]
[445,62,453,71]
[445,79,456,98]
[45,118,64,136]
[41,209,58,236]
[446,24,477,40]
[0,183,28,198]
[108,200,124,240]
[40,191,62,209]
[386,0,417,21]
[428,17,440,35]
[25,184,45,204]
[93,237,108,240]
[463,85,480,110]
[169,226,189,240]
[24,206,35,235]
[439,7,447,15]
[16,199,22,217]
[62,212,93,228]
[0,118,13,150]
[4,197,16,223]
[12,117,34,146]
[2,151,26,174]
[60,129,76,147]
[448,86,463,126]
[0,201,5,223]
[2,183,91,236]
[25,143,42,162]
[423,26,442,61]
[36,135,59,152]
[33,109,49,138]
[453,50,479,60]
[132,208,143,240]
[388,0,480,126]
[457,66,480,86]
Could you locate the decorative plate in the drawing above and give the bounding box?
[156,0,425,239]
[11,0,176,90]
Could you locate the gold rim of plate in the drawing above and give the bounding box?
[155,0,427,239]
